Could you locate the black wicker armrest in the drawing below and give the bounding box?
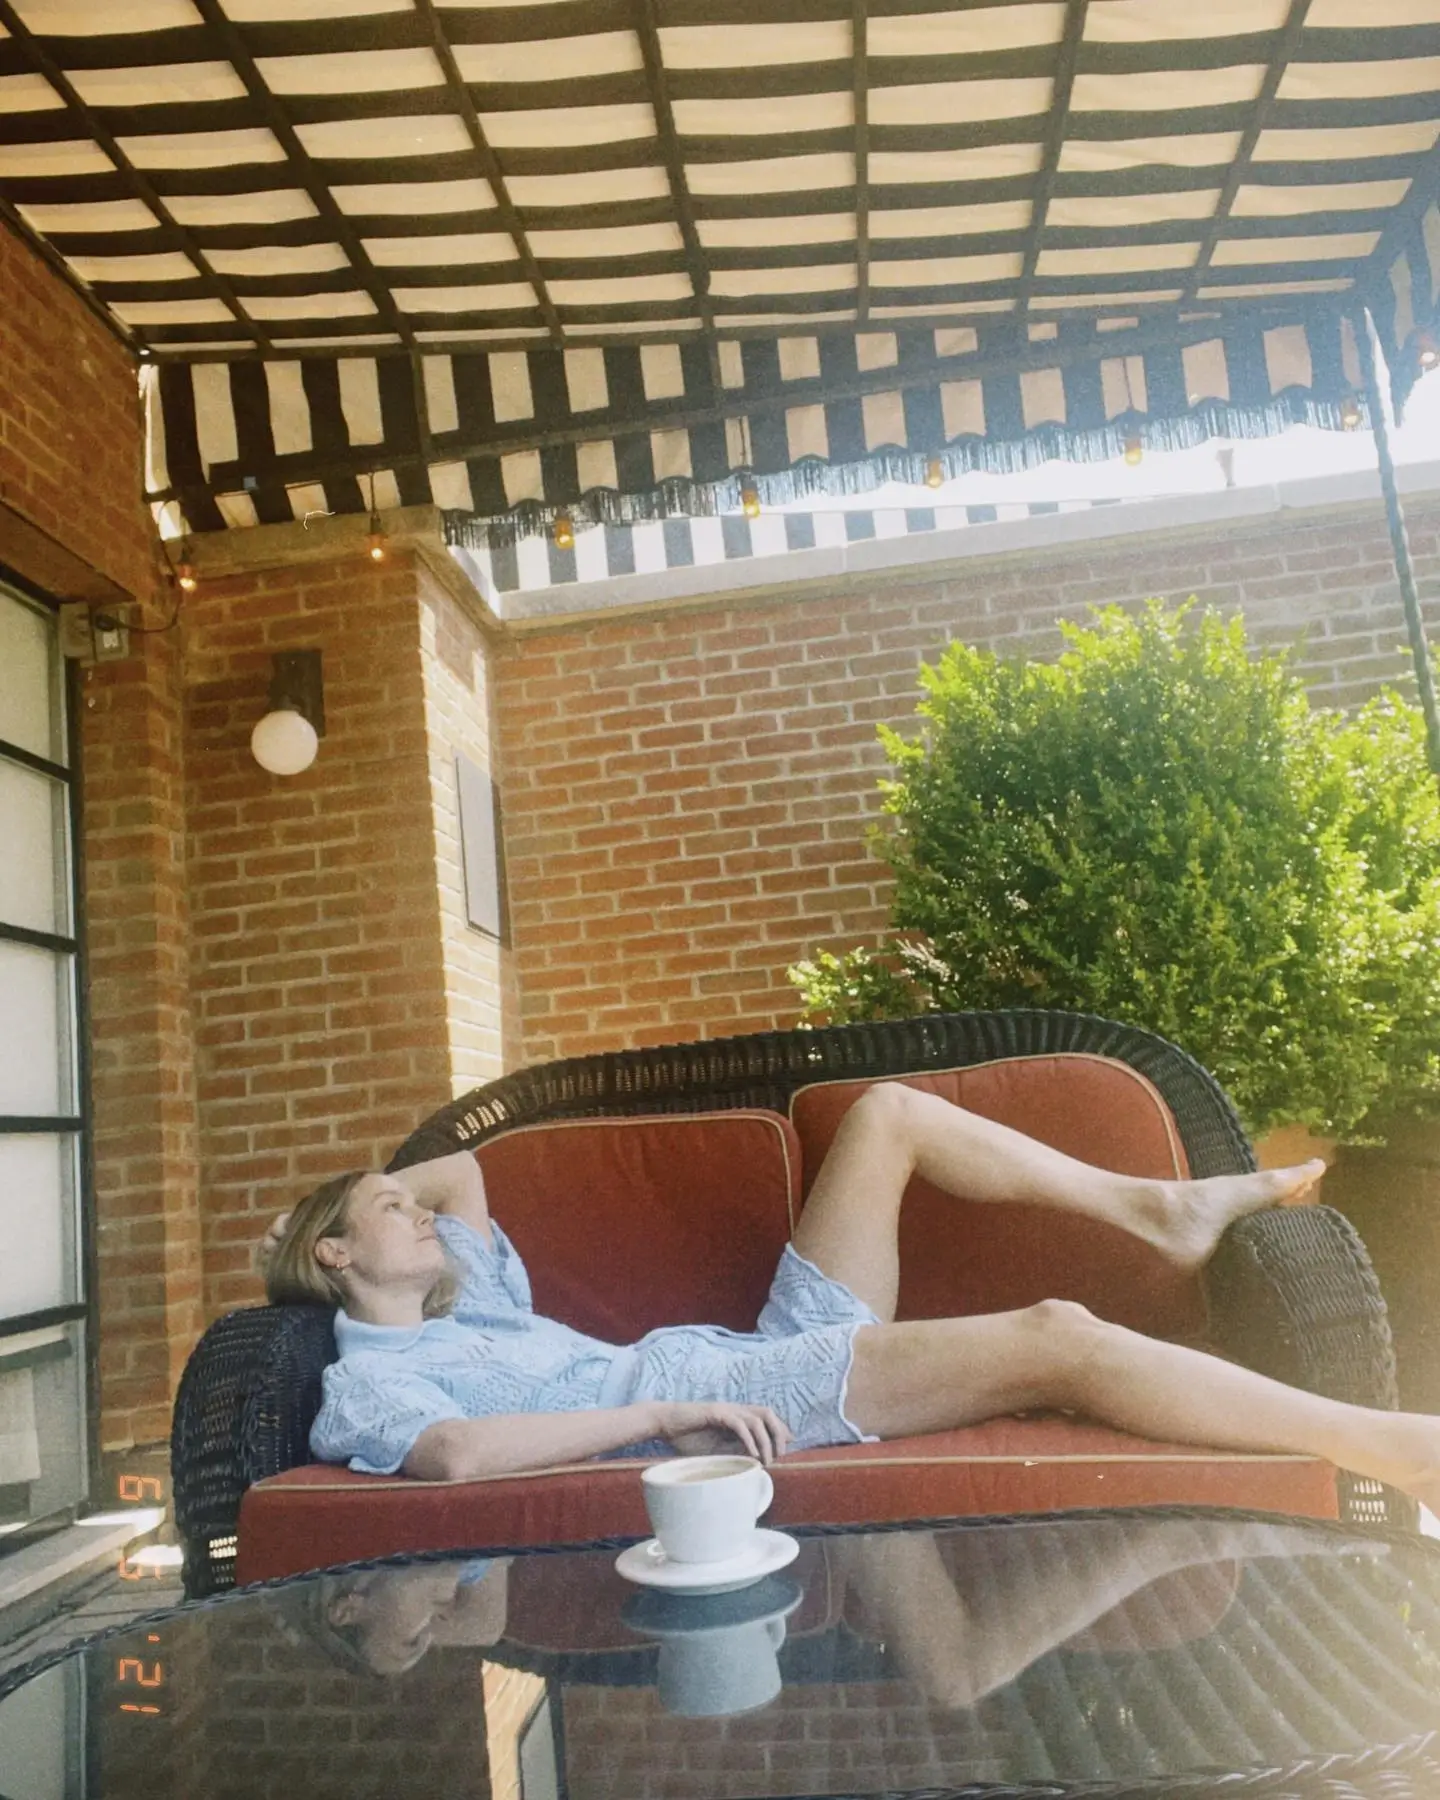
[1204,1203,1412,1529]
[171,1303,336,1598]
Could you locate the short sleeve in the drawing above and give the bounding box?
[310,1362,466,1476]
[435,1215,533,1319]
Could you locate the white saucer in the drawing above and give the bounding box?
[615,1529,799,1595]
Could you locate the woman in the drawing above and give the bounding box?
[263,1086,1440,1509]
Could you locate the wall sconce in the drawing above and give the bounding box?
[251,649,324,776]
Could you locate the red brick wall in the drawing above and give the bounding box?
[182,548,468,1317]
[0,221,152,600]
[0,218,202,1450]
[497,492,1434,1064]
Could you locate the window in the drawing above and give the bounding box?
[0,582,89,1542]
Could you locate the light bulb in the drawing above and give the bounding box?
[366,511,387,562]
[740,485,761,519]
[251,707,319,777]
[553,512,575,551]
[1122,434,1143,467]
[1339,394,1363,430]
[1418,332,1440,371]
[924,457,945,489]
[176,561,198,593]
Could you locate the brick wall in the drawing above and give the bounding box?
[0,218,202,1450]
[182,547,477,1317]
[497,492,1434,1065]
[0,222,152,600]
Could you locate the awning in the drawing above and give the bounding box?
[0,0,1438,545]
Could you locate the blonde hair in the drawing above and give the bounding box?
[263,1169,457,1315]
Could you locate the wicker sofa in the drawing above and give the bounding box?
[171,1010,1406,1599]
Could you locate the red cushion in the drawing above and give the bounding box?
[235,1421,1336,1586]
[475,1110,800,1341]
[790,1057,1206,1339]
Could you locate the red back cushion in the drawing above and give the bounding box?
[790,1056,1206,1340]
[474,1111,800,1342]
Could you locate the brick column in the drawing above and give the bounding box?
[82,616,203,1451]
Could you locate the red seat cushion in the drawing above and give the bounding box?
[790,1056,1207,1340]
[475,1110,800,1342]
[235,1421,1336,1586]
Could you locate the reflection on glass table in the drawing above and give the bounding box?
[1,1507,1438,1800]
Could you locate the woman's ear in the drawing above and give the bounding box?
[315,1235,349,1272]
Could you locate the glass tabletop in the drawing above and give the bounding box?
[2,1508,1439,1800]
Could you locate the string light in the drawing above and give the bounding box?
[1122,433,1144,467]
[175,558,198,593]
[552,512,575,550]
[1339,392,1363,430]
[924,457,945,489]
[740,485,761,519]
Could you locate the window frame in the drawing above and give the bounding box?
[0,571,99,1517]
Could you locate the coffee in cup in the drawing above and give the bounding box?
[642,1455,774,1563]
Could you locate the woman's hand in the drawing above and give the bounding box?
[259,1211,291,1269]
[653,1401,792,1465]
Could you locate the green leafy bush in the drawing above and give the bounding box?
[789,601,1440,1138]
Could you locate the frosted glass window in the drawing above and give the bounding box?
[0,1659,73,1799]
[0,762,68,936]
[0,1136,74,1318]
[0,943,71,1116]
[0,593,62,765]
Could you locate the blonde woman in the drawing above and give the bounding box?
[263,1087,1440,1510]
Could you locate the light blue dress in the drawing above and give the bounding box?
[309,1214,880,1475]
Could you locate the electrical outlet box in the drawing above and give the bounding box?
[59,603,134,662]
[93,609,131,661]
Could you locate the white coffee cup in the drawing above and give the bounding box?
[655,1614,787,1717]
[642,1455,774,1564]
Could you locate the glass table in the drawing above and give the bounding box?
[2,1507,1438,1800]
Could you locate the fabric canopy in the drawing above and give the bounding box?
[1,0,1438,543]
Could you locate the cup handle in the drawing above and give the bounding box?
[755,1467,774,1517]
[765,1617,787,1649]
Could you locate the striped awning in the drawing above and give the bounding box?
[2,1,1439,544]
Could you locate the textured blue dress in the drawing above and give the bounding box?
[310,1214,879,1474]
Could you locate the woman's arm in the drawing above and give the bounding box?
[404,1399,790,1481]
[393,1150,493,1242]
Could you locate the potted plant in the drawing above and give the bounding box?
[789,600,1440,1150]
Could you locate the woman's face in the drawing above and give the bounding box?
[321,1174,447,1293]
[328,1565,466,1675]
[325,1561,509,1675]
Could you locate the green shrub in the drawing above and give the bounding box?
[790,601,1440,1138]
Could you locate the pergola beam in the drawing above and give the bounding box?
[1015,0,1087,318]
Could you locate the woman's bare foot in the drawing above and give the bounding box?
[1131,1161,1326,1269]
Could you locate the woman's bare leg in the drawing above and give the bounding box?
[830,1516,1310,1710]
[844,1301,1440,1512]
[790,1082,1323,1321]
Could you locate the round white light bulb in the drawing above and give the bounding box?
[251,707,318,776]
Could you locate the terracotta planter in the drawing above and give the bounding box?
[1253,1125,1338,1190]
[1322,1118,1440,1414]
